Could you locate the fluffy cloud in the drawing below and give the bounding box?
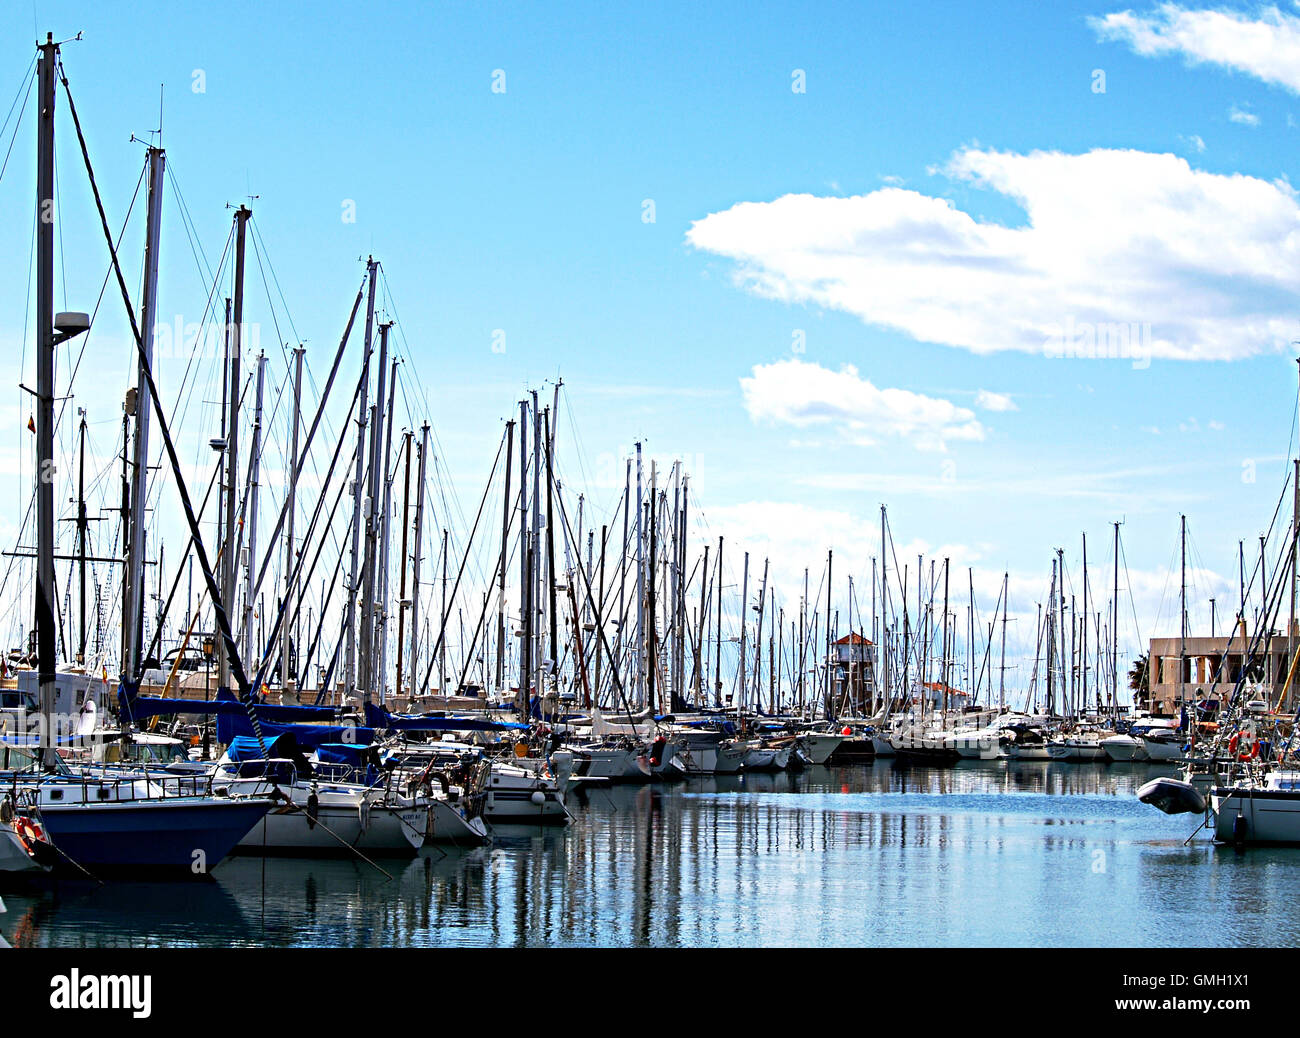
[687,146,1300,362]
[1230,104,1261,126]
[1092,4,1300,94]
[739,358,985,452]
[974,389,1017,412]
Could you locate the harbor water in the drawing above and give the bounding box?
[2,760,1293,948]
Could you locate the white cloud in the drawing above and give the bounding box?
[1181,133,1207,152]
[739,358,985,452]
[1092,4,1300,94]
[974,389,1017,412]
[1230,104,1261,126]
[687,146,1300,362]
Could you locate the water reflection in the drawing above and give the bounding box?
[0,761,1278,947]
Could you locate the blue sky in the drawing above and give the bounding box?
[3,1,1300,700]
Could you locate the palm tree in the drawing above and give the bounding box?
[1128,653,1150,704]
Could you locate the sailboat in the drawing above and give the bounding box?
[0,34,280,877]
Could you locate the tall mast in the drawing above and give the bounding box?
[634,442,644,708]
[121,143,165,689]
[76,410,89,664]
[395,430,412,698]
[879,508,888,718]
[1112,521,1120,720]
[1045,558,1056,715]
[753,557,769,708]
[801,566,808,712]
[999,571,1008,711]
[715,536,724,708]
[544,408,558,682]
[517,399,530,712]
[35,34,58,766]
[440,528,448,694]
[241,351,266,670]
[357,321,390,701]
[1180,514,1186,719]
[218,206,250,694]
[344,257,377,702]
[495,419,515,695]
[941,558,950,725]
[739,551,748,716]
[617,459,630,706]
[531,392,542,701]
[376,355,399,701]
[408,421,429,696]
[648,462,658,713]
[825,549,833,717]
[595,523,608,707]
[1081,532,1089,714]
[1290,453,1299,712]
[281,344,304,691]
[696,542,709,704]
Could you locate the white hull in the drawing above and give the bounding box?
[799,733,846,765]
[669,743,719,775]
[1212,787,1300,843]
[1046,739,1108,762]
[481,762,567,822]
[427,798,489,844]
[713,742,748,774]
[1142,737,1185,762]
[240,799,426,852]
[0,826,42,874]
[556,746,653,782]
[950,730,1001,760]
[871,735,896,758]
[220,779,426,853]
[1101,735,1147,762]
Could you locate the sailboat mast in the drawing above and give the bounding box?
[376,355,399,701]
[218,206,250,694]
[495,419,514,696]
[35,34,58,766]
[634,442,644,708]
[999,572,1008,711]
[714,536,723,708]
[281,344,304,691]
[1180,515,1186,719]
[344,257,377,702]
[395,430,412,698]
[76,410,89,665]
[357,321,390,702]
[409,421,429,696]
[122,143,165,688]
[1112,521,1120,720]
[241,351,265,670]
[825,549,833,717]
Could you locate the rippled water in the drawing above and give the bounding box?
[3,760,1296,947]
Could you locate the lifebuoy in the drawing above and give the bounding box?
[12,816,47,854]
[1236,734,1256,762]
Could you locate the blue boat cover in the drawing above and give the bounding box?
[225,733,300,762]
[217,710,375,750]
[364,700,528,732]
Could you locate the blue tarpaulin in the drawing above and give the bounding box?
[217,710,375,750]
[364,701,528,732]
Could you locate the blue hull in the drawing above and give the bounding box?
[36,799,273,874]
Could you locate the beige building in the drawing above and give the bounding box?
[1146,624,1299,716]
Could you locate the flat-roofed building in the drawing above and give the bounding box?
[1146,623,1296,716]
